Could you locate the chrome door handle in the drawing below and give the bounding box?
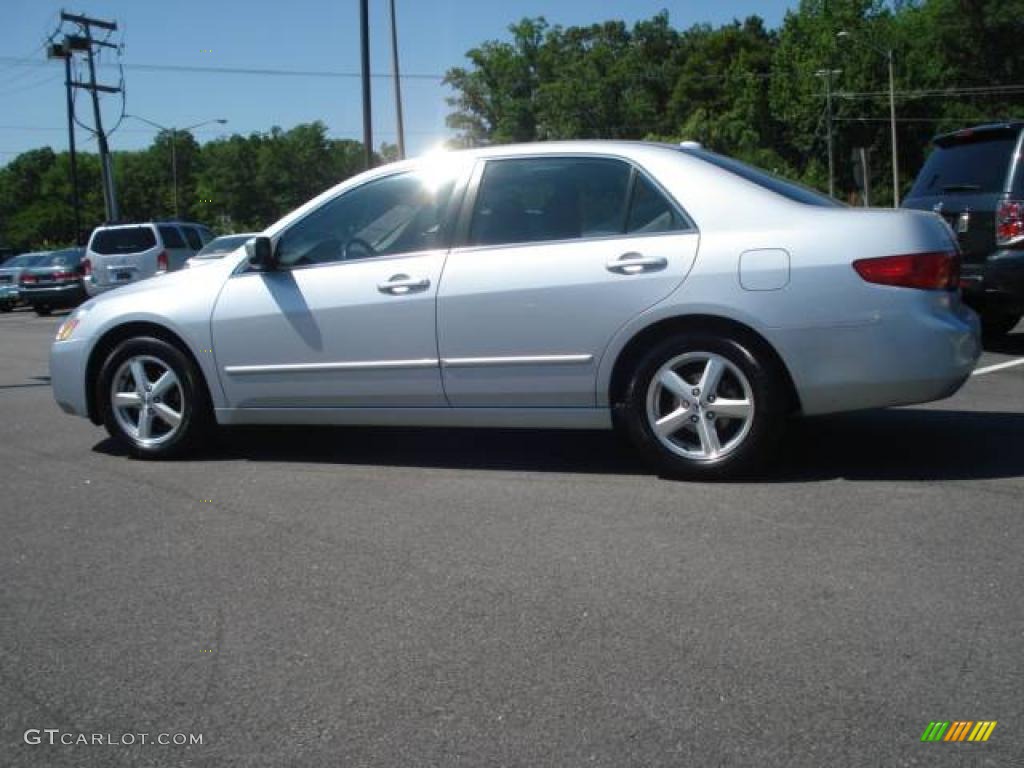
[377,274,431,295]
[605,253,668,274]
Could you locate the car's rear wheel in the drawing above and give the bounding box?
[981,312,1020,339]
[97,337,212,459]
[618,332,787,480]
[0,301,13,313]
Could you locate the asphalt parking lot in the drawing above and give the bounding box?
[1,308,1022,767]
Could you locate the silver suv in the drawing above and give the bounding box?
[84,221,215,296]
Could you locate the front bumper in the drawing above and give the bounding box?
[960,249,1024,315]
[50,337,90,418]
[770,296,981,416]
[22,282,87,307]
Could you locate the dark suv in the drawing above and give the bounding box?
[903,122,1024,337]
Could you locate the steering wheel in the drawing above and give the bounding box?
[343,237,377,261]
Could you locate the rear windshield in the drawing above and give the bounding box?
[42,249,82,267]
[158,226,186,248]
[5,253,48,268]
[684,148,843,207]
[909,132,1019,197]
[91,227,157,255]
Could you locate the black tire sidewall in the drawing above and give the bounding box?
[619,332,785,480]
[981,312,1020,338]
[97,337,209,459]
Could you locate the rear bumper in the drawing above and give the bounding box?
[770,297,981,416]
[50,338,90,418]
[22,283,86,307]
[961,249,1024,315]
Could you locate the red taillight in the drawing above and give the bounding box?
[20,274,36,284]
[853,251,960,291]
[81,258,92,277]
[996,199,1024,247]
[156,250,169,272]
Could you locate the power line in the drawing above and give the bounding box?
[0,55,446,81]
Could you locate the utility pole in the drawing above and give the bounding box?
[359,0,373,169]
[815,68,841,199]
[388,0,406,160]
[48,40,82,244]
[886,49,899,207]
[59,11,121,222]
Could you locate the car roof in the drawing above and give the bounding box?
[93,221,208,230]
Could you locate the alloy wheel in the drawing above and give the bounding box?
[645,351,755,461]
[110,355,185,447]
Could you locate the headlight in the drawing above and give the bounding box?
[55,317,80,341]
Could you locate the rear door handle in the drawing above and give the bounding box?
[377,274,431,295]
[606,253,668,275]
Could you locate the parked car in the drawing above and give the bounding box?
[186,233,257,268]
[83,221,215,297]
[903,121,1024,338]
[49,141,980,478]
[20,247,87,315]
[0,252,48,311]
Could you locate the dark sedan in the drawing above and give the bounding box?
[19,248,88,316]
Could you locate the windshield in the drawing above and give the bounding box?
[909,133,1019,197]
[683,148,844,207]
[194,235,253,259]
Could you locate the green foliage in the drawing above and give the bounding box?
[445,1,1024,204]
[0,122,369,251]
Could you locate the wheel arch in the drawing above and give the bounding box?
[605,314,802,414]
[84,321,212,424]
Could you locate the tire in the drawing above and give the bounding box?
[617,332,788,480]
[981,312,1020,339]
[0,302,12,313]
[34,305,51,316]
[96,336,212,459]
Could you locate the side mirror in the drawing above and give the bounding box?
[245,236,276,271]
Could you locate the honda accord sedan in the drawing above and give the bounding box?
[50,141,980,478]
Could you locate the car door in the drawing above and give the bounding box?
[438,154,700,407]
[211,167,465,409]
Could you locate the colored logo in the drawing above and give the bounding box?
[921,721,997,742]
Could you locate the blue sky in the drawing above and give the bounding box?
[0,0,795,162]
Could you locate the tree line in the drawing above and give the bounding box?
[1,0,1019,252]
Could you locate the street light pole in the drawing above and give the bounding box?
[837,31,900,207]
[125,116,227,218]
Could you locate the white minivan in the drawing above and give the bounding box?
[84,221,215,296]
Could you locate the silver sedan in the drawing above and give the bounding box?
[50,141,981,478]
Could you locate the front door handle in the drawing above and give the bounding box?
[377,274,431,295]
[606,253,668,275]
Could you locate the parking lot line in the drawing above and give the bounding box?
[972,358,1024,376]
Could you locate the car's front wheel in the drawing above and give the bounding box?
[96,337,212,459]
[618,332,787,480]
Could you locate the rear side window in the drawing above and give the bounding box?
[182,226,203,250]
[90,227,157,255]
[627,174,684,234]
[158,226,186,248]
[470,158,632,246]
[910,133,1019,197]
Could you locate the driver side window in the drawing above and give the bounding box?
[276,172,455,268]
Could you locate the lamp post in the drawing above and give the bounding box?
[125,115,228,218]
[837,30,899,207]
